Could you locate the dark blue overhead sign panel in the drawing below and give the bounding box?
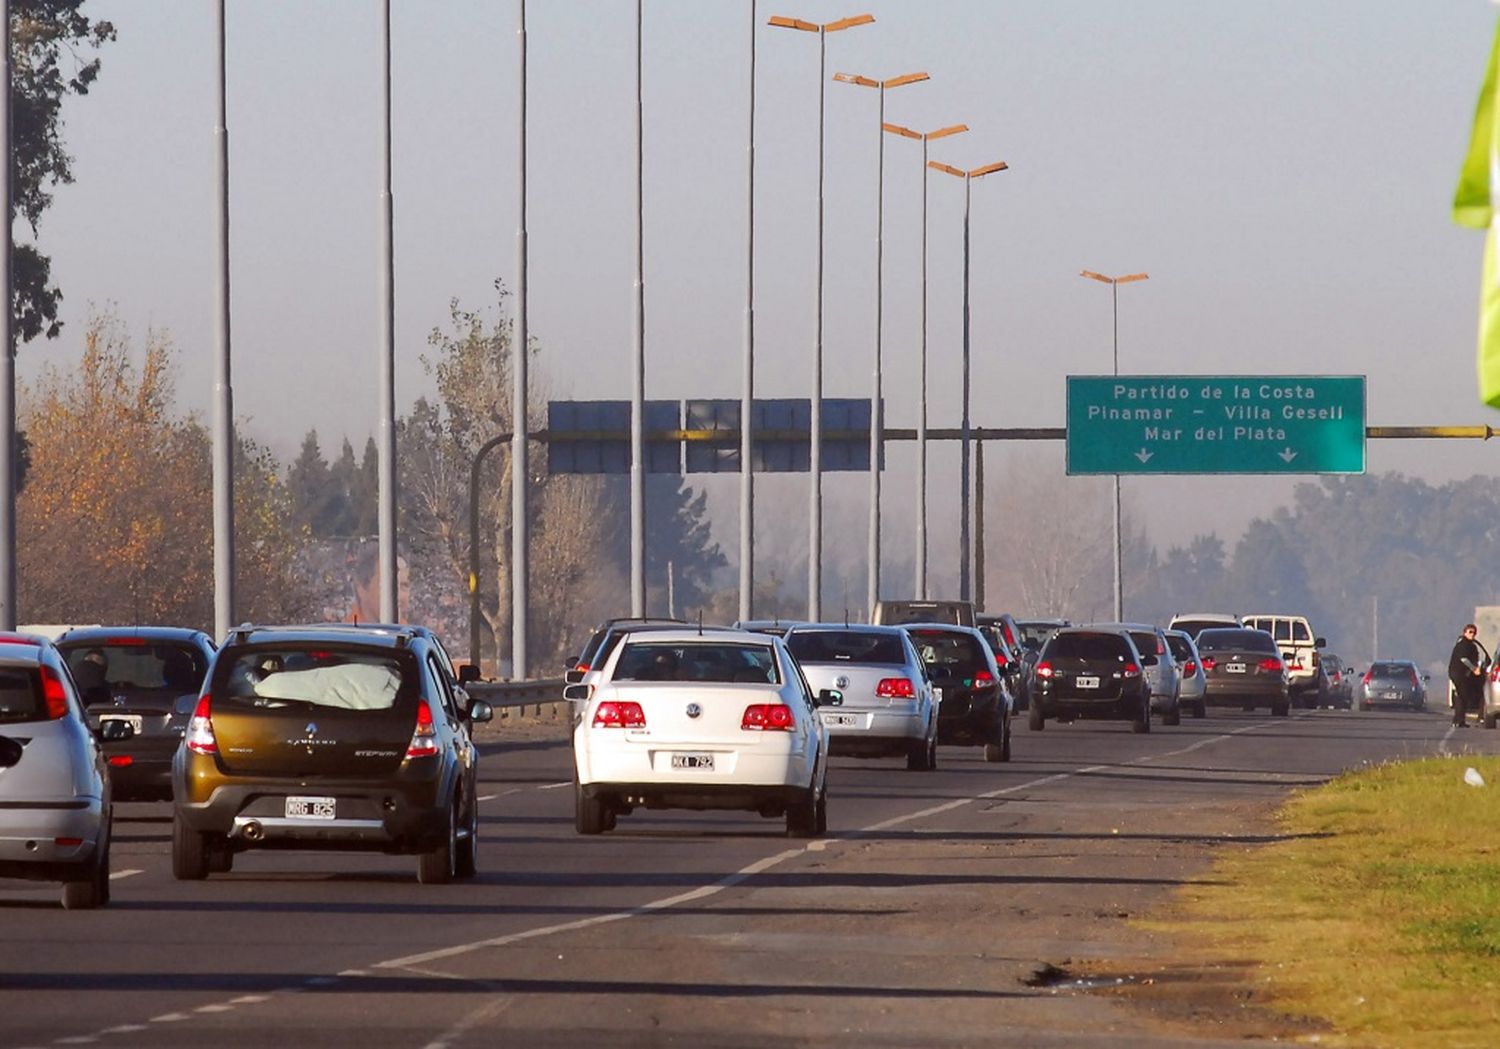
[547,400,681,475]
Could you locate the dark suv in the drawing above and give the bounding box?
[1030,628,1153,732]
[566,618,686,684]
[171,624,492,884]
[903,624,1012,762]
[56,626,216,801]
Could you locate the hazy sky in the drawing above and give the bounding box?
[21,0,1500,601]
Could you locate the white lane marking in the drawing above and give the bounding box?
[1440,723,1458,755]
[99,1026,147,1035]
[54,1037,98,1045]
[228,996,269,1005]
[536,781,571,791]
[194,1004,234,1014]
[148,1014,189,1023]
[477,794,499,802]
[107,869,142,881]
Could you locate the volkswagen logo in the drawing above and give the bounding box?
[834,675,850,690]
[685,703,702,719]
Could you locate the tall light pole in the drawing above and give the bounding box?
[377,0,399,622]
[883,120,967,600]
[0,0,14,630]
[630,0,647,617]
[209,1,234,640]
[768,11,873,622]
[511,0,530,677]
[740,0,758,623]
[833,70,929,618]
[930,157,1008,603]
[1079,269,1148,622]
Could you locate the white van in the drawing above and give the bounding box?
[1240,614,1325,703]
[1167,613,1240,639]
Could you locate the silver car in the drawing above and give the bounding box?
[0,635,130,908]
[1165,630,1207,719]
[1089,622,1182,725]
[783,625,939,770]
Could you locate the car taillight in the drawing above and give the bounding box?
[39,665,69,720]
[1201,656,1216,670]
[992,652,1009,669]
[108,755,133,767]
[876,677,916,699]
[186,694,218,755]
[1491,665,1500,685]
[742,703,795,731]
[575,663,590,674]
[1362,670,1373,685]
[406,702,440,758]
[1122,663,1141,679]
[1183,660,1198,675]
[1411,669,1420,687]
[1260,658,1283,672]
[972,670,996,689]
[1286,657,1303,670]
[592,701,646,729]
[1034,662,1054,679]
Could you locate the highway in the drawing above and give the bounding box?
[3,708,1493,1048]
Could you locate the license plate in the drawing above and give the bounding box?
[100,714,143,734]
[285,795,336,820]
[1075,676,1100,689]
[670,752,714,771]
[1226,663,1247,674]
[1383,691,1401,700]
[822,712,859,727]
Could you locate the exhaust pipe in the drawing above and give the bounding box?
[241,820,265,842]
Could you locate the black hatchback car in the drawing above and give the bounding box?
[171,624,493,884]
[903,624,1012,762]
[56,626,216,801]
[1030,628,1153,732]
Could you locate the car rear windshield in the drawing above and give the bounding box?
[613,642,780,683]
[59,639,208,705]
[881,603,965,625]
[1127,631,1164,657]
[1370,662,1415,677]
[1016,621,1066,647]
[1165,635,1194,661]
[1044,633,1131,661]
[0,668,43,723]
[215,646,413,711]
[1196,629,1278,654]
[785,631,905,665]
[907,630,988,672]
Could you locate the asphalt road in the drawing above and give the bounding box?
[4,707,1495,1048]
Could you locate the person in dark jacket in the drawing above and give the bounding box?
[1448,624,1486,727]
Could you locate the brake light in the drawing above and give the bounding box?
[876,677,916,699]
[742,703,795,731]
[1121,663,1141,679]
[186,694,218,755]
[1260,658,1283,672]
[1183,660,1198,675]
[592,701,646,729]
[1201,656,1216,670]
[992,652,1009,668]
[1034,662,1054,679]
[103,637,148,646]
[575,663,590,674]
[406,702,439,758]
[1411,669,1420,687]
[1491,665,1500,685]
[54,837,83,848]
[108,755,133,767]
[1362,670,1373,685]
[972,670,996,689]
[39,665,69,719]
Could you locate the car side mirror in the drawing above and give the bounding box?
[564,668,585,685]
[466,699,494,723]
[1315,637,1327,648]
[563,684,592,703]
[98,720,135,742]
[0,736,23,767]
[563,655,579,669]
[458,663,481,685]
[816,689,843,707]
[172,694,198,717]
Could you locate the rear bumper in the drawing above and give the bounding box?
[174,778,450,852]
[0,798,104,873]
[936,691,1002,744]
[1204,679,1288,707]
[578,739,809,791]
[1037,692,1143,721]
[581,780,808,813]
[821,708,926,755]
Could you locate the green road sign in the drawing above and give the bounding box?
[1066,375,1366,475]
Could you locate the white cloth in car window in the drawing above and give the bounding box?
[253,663,400,710]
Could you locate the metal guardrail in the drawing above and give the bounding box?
[466,679,565,710]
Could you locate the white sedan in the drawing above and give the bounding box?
[568,629,833,837]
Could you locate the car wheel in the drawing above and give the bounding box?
[1273,701,1290,717]
[786,783,821,838]
[1028,705,1045,731]
[62,829,110,910]
[1192,701,1207,719]
[813,784,828,835]
[1163,702,1181,727]
[455,791,479,879]
[1485,713,1497,730]
[207,841,234,874]
[575,782,612,835]
[171,815,210,881]
[417,800,458,885]
[906,733,935,772]
[1132,698,1151,733]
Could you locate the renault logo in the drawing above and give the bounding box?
[305,722,318,736]
[685,703,702,719]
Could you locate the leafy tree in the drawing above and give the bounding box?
[17,311,311,626]
[11,2,116,343]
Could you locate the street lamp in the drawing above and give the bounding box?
[883,120,967,600]
[929,157,1009,604]
[1079,268,1149,622]
[833,70,929,618]
[768,11,873,622]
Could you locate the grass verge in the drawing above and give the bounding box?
[1148,754,1500,1047]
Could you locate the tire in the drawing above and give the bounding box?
[1162,701,1181,727]
[575,782,611,836]
[1028,705,1045,731]
[62,829,109,910]
[906,732,936,771]
[1485,713,1497,730]
[984,715,1012,763]
[1192,701,1207,719]
[1272,701,1290,717]
[455,791,479,879]
[786,783,822,838]
[417,800,458,885]
[207,842,234,874]
[813,786,828,835]
[172,815,209,881]
[1132,698,1151,734]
